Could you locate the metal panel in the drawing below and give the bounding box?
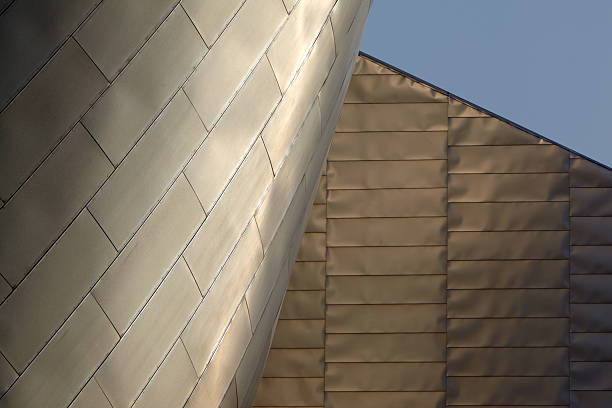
[329,131,447,160]
[572,304,612,332]
[253,378,323,406]
[572,362,612,390]
[0,211,115,373]
[327,217,447,247]
[0,39,107,200]
[570,158,612,187]
[180,0,244,46]
[448,97,488,118]
[305,204,326,232]
[92,175,204,334]
[571,246,612,274]
[572,391,612,408]
[326,391,444,408]
[325,362,445,391]
[449,117,547,145]
[448,289,569,317]
[271,320,325,348]
[571,187,612,216]
[449,145,568,173]
[447,318,569,347]
[572,275,612,303]
[75,0,180,79]
[328,160,447,189]
[263,349,324,377]
[571,333,612,361]
[571,217,612,245]
[288,262,326,290]
[326,304,445,333]
[448,260,569,289]
[0,124,113,287]
[448,347,568,376]
[279,291,325,319]
[352,56,393,75]
[326,275,445,305]
[82,6,206,164]
[344,75,446,103]
[69,379,112,408]
[327,246,446,275]
[336,103,448,132]
[89,90,206,248]
[449,202,569,231]
[328,188,446,218]
[296,233,326,261]
[326,333,445,362]
[183,0,285,129]
[0,354,17,398]
[0,296,118,408]
[447,377,568,405]
[448,231,569,260]
[448,173,569,202]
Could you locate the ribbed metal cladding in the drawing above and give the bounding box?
[253,54,612,407]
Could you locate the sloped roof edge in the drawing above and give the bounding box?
[358,51,612,172]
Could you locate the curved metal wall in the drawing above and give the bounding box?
[0,1,370,407]
[253,54,612,408]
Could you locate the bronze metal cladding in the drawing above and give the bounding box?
[254,53,612,408]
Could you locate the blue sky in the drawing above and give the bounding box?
[361,0,612,167]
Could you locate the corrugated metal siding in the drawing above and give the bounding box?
[255,54,612,407]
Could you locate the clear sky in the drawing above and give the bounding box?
[361,0,612,167]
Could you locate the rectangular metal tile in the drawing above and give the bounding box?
[327,246,446,275]
[448,347,568,376]
[329,0,362,55]
[181,221,262,374]
[571,217,612,245]
[306,204,326,233]
[0,210,115,373]
[336,103,448,132]
[296,233,326,261]
[571,333,612,361]
[254,378,323,406]
[82,6,206,164]
[448,231,569,260]
[326,275,446,305]
[279,291,325,319]
[448,173,569,202]
[184,57,280,212]
[325,362,445,391]
[328,131,447,161]
[0,276,9,304]
[89,90,206,248]
[447,318,569,347]
[572,391,612,408]
[181,0,244,45]
[263,349,324,378]
[266,0,334,91]
[326,333,445,362]
[326,304,446,333]
[183,301,251,408]
[256,102,322,249]
[448,260,569,289]
[0,0,101,111]
[328,218,447,247]
[219,379,238,408]
[448,202,569,231]
[271,320,325,348]
[261,21,335,173]
[448,289,569,317]
[572,362,612,390]
[328,188,446,218]
[572,275,612,303]
[448,97,488,118]
[571,304,612,332]
[183,0,285,130]
[69,378,112,408]
[0,39,107,200]
[448,117,546,145]
[0,353,17,397]
[184,139,272,294]
[92,174,204,334]
[353,56,392,75]
[449,145,568,173]
[345,75,446,103]
[314,176,326,204]
[326,391,444,408]
[75,0,180,78]
[0,123,112,287]
[327,160,447,189]
[132,340,198,408]
[571,246,612,274]
[0,296,118,408]
[447,377,568,405]
[570,158,612,187]
[95,259,201,408]
[571,188,612,216]
[288,262,325,290]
